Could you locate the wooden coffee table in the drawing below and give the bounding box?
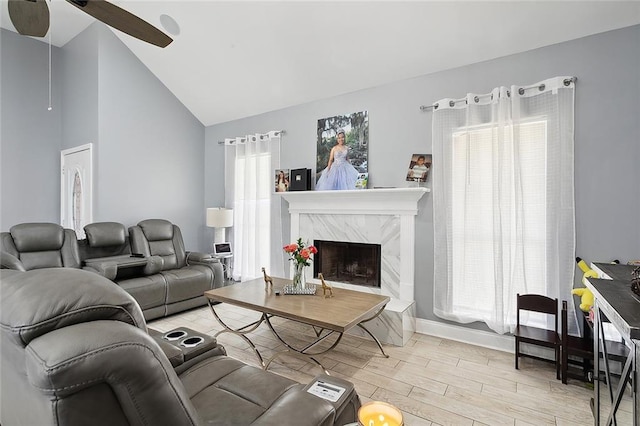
[204,277,390,374]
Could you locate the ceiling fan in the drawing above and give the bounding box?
[7,0,173,48]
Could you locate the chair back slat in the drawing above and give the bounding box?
[517,294,557,315]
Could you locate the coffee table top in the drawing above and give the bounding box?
[204,277,390,333]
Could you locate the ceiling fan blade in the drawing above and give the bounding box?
[8,0,50,37]
[65,0,173,48]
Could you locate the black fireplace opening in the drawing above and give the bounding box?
[313,240,381,288]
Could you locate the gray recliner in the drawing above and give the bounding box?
[0,223,81,271]
[129,219,224,318]
[0,268,359,425]
[0,222,129,280]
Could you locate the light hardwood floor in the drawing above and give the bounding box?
[149,304,625,425]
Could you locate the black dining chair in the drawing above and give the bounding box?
[561,300,594,384]
[514,293,560,379]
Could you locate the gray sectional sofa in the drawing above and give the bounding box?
[0,219,224,320]
[0,268,360,425]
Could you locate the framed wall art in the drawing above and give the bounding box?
[316,111,369,190]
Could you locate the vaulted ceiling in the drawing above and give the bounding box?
[2,1,639,126]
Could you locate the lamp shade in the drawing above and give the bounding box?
[206,208,233,228]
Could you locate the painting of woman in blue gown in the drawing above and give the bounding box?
[316,111,368,190]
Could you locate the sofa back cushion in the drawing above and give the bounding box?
[2,223,80,270]
[85,222,127,248]
[0,268,146,347]
[80,222,131,261]
[129,219,187,270]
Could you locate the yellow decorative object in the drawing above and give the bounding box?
[318,273,333,298]
[358,401,403,426]
[573,257,598,312]
[571,287,594,313]
[576,256,599,286]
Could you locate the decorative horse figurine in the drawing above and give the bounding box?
[261,267,273,290]
[318,273,333,298]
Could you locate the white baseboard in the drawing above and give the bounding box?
[416,318,514,354]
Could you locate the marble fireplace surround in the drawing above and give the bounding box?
[280,188,429,346]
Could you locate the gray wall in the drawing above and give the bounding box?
[61,24,99,151]
[94,25,206,249]
[204,25,640,323]
[1,29,63,229]
[1,24,206,250]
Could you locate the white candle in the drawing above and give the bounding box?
[358,401,403,426]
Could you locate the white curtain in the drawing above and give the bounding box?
[432,76,577,335]
[224,131,283,282]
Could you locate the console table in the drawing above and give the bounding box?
[586,263,640,425]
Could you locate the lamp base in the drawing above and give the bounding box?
[214,228,226,244]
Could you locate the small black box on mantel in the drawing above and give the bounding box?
[290,168,312,191]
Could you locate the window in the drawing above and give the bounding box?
[432,78,576,335]
[450,121,548,326]
[233,152,272,278]
[224,132,282,281]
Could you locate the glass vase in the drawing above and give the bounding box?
[293,263,307,289]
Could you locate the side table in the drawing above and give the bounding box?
[212,253,233,282]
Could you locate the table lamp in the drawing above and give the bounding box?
[358,401,403,426]
[206,208,233,244]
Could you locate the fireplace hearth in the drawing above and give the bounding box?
[313,240,381,288]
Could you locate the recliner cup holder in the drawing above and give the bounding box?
[163,330,188,341]
[180,336,204,348]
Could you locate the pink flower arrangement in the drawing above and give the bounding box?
[283,238,317,267]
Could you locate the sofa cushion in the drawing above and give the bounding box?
[130,220,187,270]
[117,274,167,311]
[3,224,81,270]
[138,219,174,241]
[0,268,146,346]
[180,357,335,425]
[85,222,127,248]
[20,251,63,270]
[149,240,179,269]
[10,223,64,252]
[162,265,213,304]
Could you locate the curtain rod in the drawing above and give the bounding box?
[419,77,577,112]
[217,130,286,145]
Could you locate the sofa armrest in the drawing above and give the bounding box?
[251,384,337,426]
[148,327,226,375]
[151,333,185,368]
[144,255,164,275]
[186,251,215,263]
[83,261,118,281]
[303,374,361,425]
[1,251,26,271]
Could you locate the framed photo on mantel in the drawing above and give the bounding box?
[406,154,431,182]
[274,169,290,192]
[290,168,311,191]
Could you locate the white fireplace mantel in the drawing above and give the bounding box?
[279,187,429,216]
[279,187,429,346]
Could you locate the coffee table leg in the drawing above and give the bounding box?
[207,300,266,368]
[263,314,347,374]
[357,305,390,358]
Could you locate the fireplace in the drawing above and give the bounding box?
[313,240,381,288]
[280,188,429,346]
